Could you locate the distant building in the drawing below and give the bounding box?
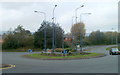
[64,34,73,42]
[64,33,89,43]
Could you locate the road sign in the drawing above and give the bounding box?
[28,49,32,52]
[63,50,67,54]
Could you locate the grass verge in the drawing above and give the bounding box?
[23,53,106,60]
[106,46,119,50]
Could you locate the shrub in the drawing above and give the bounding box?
[54,48,76,52]
[55,48,64,52]
[71,49,76,52]
[65,48,72,50]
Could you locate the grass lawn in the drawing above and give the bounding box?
[23,53,105,60]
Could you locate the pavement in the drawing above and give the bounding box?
[2,45,119,73]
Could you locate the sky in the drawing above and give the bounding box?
[0,0,119,33]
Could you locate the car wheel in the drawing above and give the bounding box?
[109,53,111,55]
[110,52,112,55]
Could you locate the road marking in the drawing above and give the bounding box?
[0,64,15,70]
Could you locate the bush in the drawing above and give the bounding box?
[71,49,76,52]
[55,48,64,52]
[54,48,76,52]
[65,48,76,52]
[65,48,72,50]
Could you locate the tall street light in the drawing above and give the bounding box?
[52,5,57,52]
[79,13,91,52]
[52,5,57,23]
[75,5,84,52]
[34,11,47,52]
[34,11,46,21]
[75,5,84,24]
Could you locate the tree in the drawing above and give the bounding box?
[83,36,91,45]
[2,31,19,49]
[71,22,86,51]
[34,21,64,50]
[71,22,86,41]
[89,30,105,45]
[13,25,34,48]
[3,25,34,49]
[55,23,64,48]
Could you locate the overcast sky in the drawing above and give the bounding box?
[0,0,119,33]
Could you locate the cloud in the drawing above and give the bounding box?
[0,1,119,33]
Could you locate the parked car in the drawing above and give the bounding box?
[109,48,120,55]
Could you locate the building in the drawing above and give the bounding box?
[64,34,73,42]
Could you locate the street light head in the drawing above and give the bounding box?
[88,13,91,14]
[55,5,57,7]
[81,5,84,7]
[82,13,91,15]
[34,11,37,12]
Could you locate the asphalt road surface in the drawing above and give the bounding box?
[2,45,118,73]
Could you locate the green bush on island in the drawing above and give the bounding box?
[24,52,105,59]
[65,48,76,52]
[40,52,90,56]
[55,48,64,52]
[54,48,76,52]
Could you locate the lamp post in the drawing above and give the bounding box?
[52,5,57,52]
[34,11,47,52]
[34,11,46,21]
[75,5,84,24]
[75,5,84,52]
[52,5,57,23]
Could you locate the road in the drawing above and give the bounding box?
[2,45,118,73]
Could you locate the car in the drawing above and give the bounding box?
[109,48,120,55]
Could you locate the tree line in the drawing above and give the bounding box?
[2,21,65,50]
[2,21,120,50]
[70,22,119,49]
[84,30,118,45]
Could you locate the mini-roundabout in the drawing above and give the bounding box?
[0,64,15,70]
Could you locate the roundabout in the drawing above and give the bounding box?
[23,52,106,60]
[2,45,118,73]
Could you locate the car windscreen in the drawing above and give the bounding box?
[112,48,119,51]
